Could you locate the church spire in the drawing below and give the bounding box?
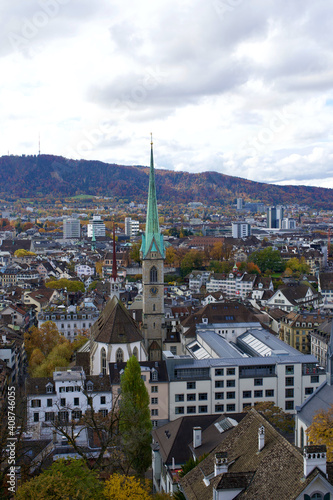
[141,135,164,258]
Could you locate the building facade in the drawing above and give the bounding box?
[63,218,80,239]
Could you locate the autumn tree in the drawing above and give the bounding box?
[119,356,152,475]
[180,250,204,277]
[16,459,103,500]
[45,278,85,293]
[248,247,285,274]
[306,404,333,460]
[245,402,294,433]
[129,242,142,264]
[24,321,63,359]
[103,473,151,500]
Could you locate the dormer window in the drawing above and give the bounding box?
[152,369,158,381]
[87,383,93,392]
[46,384,53,393]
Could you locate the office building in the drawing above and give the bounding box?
[63,218,80,239]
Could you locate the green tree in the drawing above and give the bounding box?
[16,459,103,499]
[130,242,142,264]
[119,356,152,475]
[248,247,285,273]
[180,250,204,277]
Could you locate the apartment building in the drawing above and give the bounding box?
[38,306,99,341]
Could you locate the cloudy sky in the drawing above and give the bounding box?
[1,0,333,188]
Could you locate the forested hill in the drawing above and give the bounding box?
[1,154,332,208]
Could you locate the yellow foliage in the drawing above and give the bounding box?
[103,474,152,500]
[306,405,333,460]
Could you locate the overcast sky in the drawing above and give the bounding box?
[2,0,333,188]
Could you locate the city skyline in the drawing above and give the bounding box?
[1,1,333,188]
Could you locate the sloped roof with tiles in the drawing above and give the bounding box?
[91,296,143,344]
[180,409,333,500]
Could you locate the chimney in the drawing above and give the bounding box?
[303,445,327,477]
[132,311,136,320]
[172,457,175,470]
[193,427,202,449]
[214,452,228,476]
[258,425,265,451]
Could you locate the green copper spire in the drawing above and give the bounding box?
[141,136,165,258]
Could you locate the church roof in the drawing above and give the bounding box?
[91,296,143,344]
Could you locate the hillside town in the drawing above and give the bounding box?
[0,142,332,498]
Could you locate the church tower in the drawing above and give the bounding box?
[141,136,165,360]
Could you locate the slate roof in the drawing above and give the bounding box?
[180,409,333,500]
[91,296,143,344]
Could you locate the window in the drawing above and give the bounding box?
[254,390,263,398]
[226,368,235,376]
[254,378,263,386]
[226,404,235,412]
[285,377,294,386]
[175,394,184,402]
[46,385,53,393]
[199,393,208,401]
[215,392,224,400]
[47,398,52,407]
[215,404,224,412]
[265,390,274,397]
[33,413,39,422]
[100,396,106,405]
[311,375,319,383]
[305,387,314,395]
[215,380,224,388]
[310,494,323,500]
[60,398,66,407]
[31,400,41,408]
[45,412,54,422]
[187,382,196,390]
[227,380,235,387]
[152,420,158,428]
[99,409,108,417]
[243,391,252,398]
[215,368,224,376]
[243,403,251,410]
[116,348,124,363]
[175,407,184,414]
[151,397,158,404]
[101,348,106,375]
[199,405,207,413]
[285,388,294,398]
[187,393,196,401]
[72,410,82,419]
[74,397,80,406]
[151,386,158,393]
[285,365,294,374]
[133,347,138,359]
[151,409,158,416]
[285,401,294,410]
[187,406,196,414]
[152,370,158,381]
[87,384,93,392]
[227,392,235,399]
[170,346,177,355]
[150,266,158,283]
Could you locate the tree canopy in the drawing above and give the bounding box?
[103,473,151,500]
[306,404,333,460]
[248,247,285,273]
[16,459,103,500]
[45,278,85,293]
[119,356,152,475]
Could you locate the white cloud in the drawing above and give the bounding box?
[1,0,333,191]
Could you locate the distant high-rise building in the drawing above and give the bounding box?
[125,217,140,237]
[281,218,296,230]
[237,198,244,210]
[87,215,105,238]
[232,222,251,238]
[267,206,284,229]
[63,218,80,239]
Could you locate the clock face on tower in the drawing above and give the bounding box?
[150,286,158,296]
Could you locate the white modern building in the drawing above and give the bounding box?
[232,222,251,238]
[164,326,326,420]
[124,217,140,237]
[87,215,105,238]
[63,218,80,239]
[206,272,256,299]
[281,218,296,230]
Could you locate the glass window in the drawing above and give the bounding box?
[175,394,184,402]
[227,380,235,387]
[175,407,184,414]
[198,405,207,413]
[215,392,224,400]
[187,393,196,401]
[254,390,263,398]
[285,401,294,410]
[243,391,252,398]
[305,387,313,395]
[226,368,235,376]
[285,388,294,398]
[311,375,319,383]
[151,409,158,416]
[150,266,158,283]
[151,386,158,393]
[285,366,294,374]
[116,348,123,363]
[227,392,235,399]
[215,380,224,388]
[265,390,274,397]
[187,406,196,414]
[187,382,196,390]
[226,404,235,412]
[151,397,158,404]
[199,393,207,401]
[215,404,224,412]
[215,369,224,376]
[33,413,39,422]
[285,377,294,386]
[47,398,52,407]
[100,396,106,405]
[74,397,80,406]
[101,348,107,375]
[254,378,263,386]
[60,398,66,407]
